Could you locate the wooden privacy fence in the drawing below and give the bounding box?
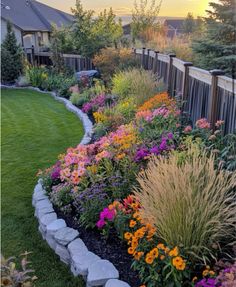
[25,47,93,72]
[134,48,236,134]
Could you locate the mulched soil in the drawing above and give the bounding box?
[56,209,142,287]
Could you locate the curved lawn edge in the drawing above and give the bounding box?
[1,85,130,286]
[0,85,93,145]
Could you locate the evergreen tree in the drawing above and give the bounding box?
[192,0,236,77]
[182,13,196,34]
[1,21,23,83]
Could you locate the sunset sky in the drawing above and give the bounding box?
[39,0,211,17]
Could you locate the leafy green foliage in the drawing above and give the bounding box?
[131,0,162,43]
[71,1,123,57]
[192,0,236,76]
[1,21,23,83]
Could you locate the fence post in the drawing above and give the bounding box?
[167,53,176,95]
[182,62,193,102]
[146,48,151,70]
[152,50,159,74]
[208,69,225,129]
[31,45,35,66]
[141,47,146,69]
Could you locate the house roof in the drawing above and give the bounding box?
[164,19,184,31]
[1,0,74,32]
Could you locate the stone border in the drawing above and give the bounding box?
[1,85,131,286]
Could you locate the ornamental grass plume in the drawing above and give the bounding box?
[134,144,236,263]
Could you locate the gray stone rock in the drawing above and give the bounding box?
[46,234,57,250]
[39,213,57,232]
[87,260,119,286]
[55,243,70,265]
[32,193,48,207]
[34,183,43,193]
[35,199,52,211]
[35,205,54,218]
[72,252,100,276]
[46,219,66,237]
[54,227,79,246]
[105,279,130,287]
[68,238,88,257]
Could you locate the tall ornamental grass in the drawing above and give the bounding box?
[112,68,162,106]
[134,144,236,263]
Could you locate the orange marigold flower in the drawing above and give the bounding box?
[145,254,154,265]
[128,247,135,255]
[202,270,209,277]
[134,251,144,261]
[172,256,186,271]
[150,248,159,258]
[160,255,165,260]
[129,220,137,228]
[157,243,166,250]
[169,246,179,257]
[124,232,132,240]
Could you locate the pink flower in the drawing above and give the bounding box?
[196,118,211,129]
[184,125,192,133]
[96,219,106,229]
[215,120,224,128]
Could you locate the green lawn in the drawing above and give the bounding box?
[1,88,84,287]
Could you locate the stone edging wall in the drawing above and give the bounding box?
[1,85,131,287]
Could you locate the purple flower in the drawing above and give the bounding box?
[150,145,159,155]
[51,167,61,180]
[167,132,174,140]
[159,139,167,151]
[195,278,216,287]
[134,148,150,161]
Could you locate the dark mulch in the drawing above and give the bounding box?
[55,208,142,287]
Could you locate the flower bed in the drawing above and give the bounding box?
[38,68,236,287]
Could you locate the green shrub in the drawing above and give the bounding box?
[70,90,90,107]
[134,143,236,263]
[112,68,160,105]
[26,66,48,89]
[93,47,138,82]
[1,21,23,83]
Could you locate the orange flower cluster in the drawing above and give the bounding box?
[124,207,186,271]
[138,92,176,112]
[202,265,215,277]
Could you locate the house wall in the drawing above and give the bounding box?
[1,18,22,45]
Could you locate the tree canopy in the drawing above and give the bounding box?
[192,0,236,77]
[1,21,23,83]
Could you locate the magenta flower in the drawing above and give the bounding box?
[96,219,106,228]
